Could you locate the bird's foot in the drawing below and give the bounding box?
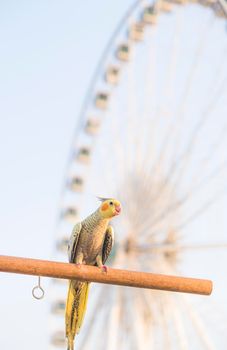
[100,265,108,273]
[75,263,82,269]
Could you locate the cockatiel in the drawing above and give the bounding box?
[65,198,122,350]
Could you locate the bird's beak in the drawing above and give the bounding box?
[115,205,121,215]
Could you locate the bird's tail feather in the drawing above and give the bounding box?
[65,280,90,350]
[67,337,74,350]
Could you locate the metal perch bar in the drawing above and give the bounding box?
[0,255,212,295]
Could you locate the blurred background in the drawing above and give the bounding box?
[0,0,227,349]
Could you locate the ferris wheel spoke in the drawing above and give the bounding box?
[140,289,158,346]
[125,40,158,180]
[161,260,219,349]
[154,259,190,349]
[142,14,216,185]
[171,157,227,212]
[141,36,227,207]
[95,288,117,350]
[142,185,227,239]
[78,286,109,348]
[120,288,137,350]
[123,288,145,349]
[132,114,227,237]
[170,124,227,197]
[158,14,216,159]
[174,187,227,232]
[179,295,217,350]
[133,13,180,176]
[136,30,158,172]
[156,293,173,349]
[141,68,227,218]
[137,9,182,181]
[138,161,227,239]
[166,295,190,350]
[122,2,181,178]
[165,75,227,190]
[101,287,124,350]
[136,242,227,255]
[142,121,227,228]
[104,91,134,193]
[183,159,227,198]
[163,258,226,348]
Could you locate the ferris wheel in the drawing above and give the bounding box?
[48,0,227,348]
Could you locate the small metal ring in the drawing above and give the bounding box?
[32,276,45,300]
[32,285,45,300]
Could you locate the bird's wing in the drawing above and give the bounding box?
[102,226,114,264]
[68,222,82,263]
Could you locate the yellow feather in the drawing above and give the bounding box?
[65,280,90,350]
[77,282,90,332]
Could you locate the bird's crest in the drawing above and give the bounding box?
[97,196,110,202]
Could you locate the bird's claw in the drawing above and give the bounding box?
[100,265,108,273]
[75,263,82,269]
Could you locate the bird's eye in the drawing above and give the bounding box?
[109,201,113,206]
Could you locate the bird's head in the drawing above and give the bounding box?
[98,198,122,219]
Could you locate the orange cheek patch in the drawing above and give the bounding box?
[101,203,109,211]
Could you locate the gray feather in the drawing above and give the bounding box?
[68,222,82,263]
[102,226,114,264]
[96,196,111,202]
